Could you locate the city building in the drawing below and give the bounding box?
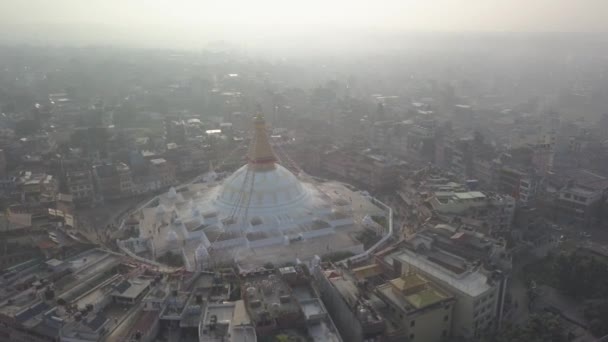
[149,158,177,189]
[93,162,133,201]
[496,166,541,206]
[375,273,455,342]
[66,170,95,204]
[199,300,256,342]
[548,169,608,228]
[312,262,387,342]
[379,226,510,339]
[321,147,406,192]
[312,255,455,342]
[0,249,123,342]
[427,191,515,234]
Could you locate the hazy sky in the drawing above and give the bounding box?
[1,0,607,47]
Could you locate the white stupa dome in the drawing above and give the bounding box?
[210,113,313,218]
[214,164,311,214]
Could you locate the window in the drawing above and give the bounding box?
[410,320,416,327]
[399,313,403,319]
[442,330,447,337]
[444,315,449,322]
[409,333,415,340]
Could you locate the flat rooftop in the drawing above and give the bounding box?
[301,298,325,319]
[243,274,300,323]
[376,273,450,313]
[388,249,493,297]
[113,279,151,299]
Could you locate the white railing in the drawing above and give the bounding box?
[341,196,394,265]
[117,238,165,268]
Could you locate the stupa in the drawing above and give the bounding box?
[126,110,387,269]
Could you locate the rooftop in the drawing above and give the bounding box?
[200,301,256,342]
[388,249,493,297]
[242,273,300,323]
[387,274,449,309]
[150,158,167,165]
[352,264,384,281]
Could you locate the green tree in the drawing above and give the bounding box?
[275,335,290,342]
[553,253,608,299]
[584,300,608,337]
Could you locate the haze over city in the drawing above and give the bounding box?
[1,1,608,342]
[2,0,608,49]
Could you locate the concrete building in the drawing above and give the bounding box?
[149,158,177,188]
[312,263,387,342]
[60,313,110,342]
[241,272,304,336]
[199,301,256,342]
[375,273,455,342]
[427,191,515,234]
[19,172,58,204]
[549,169,608,228]
[446,137,474,181]
[321,147,405,192]
[312,255,456,342]
[530,141,555,176]
[0,249,123,342]
[66,170,95,204]
[381,227,510,339]
[472,159,498,191]
[406,116,437,163]
[93,162,133,200]
[111,279,152,305]
[497,166,537,206]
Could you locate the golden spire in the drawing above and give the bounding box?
[248,111,277,171]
